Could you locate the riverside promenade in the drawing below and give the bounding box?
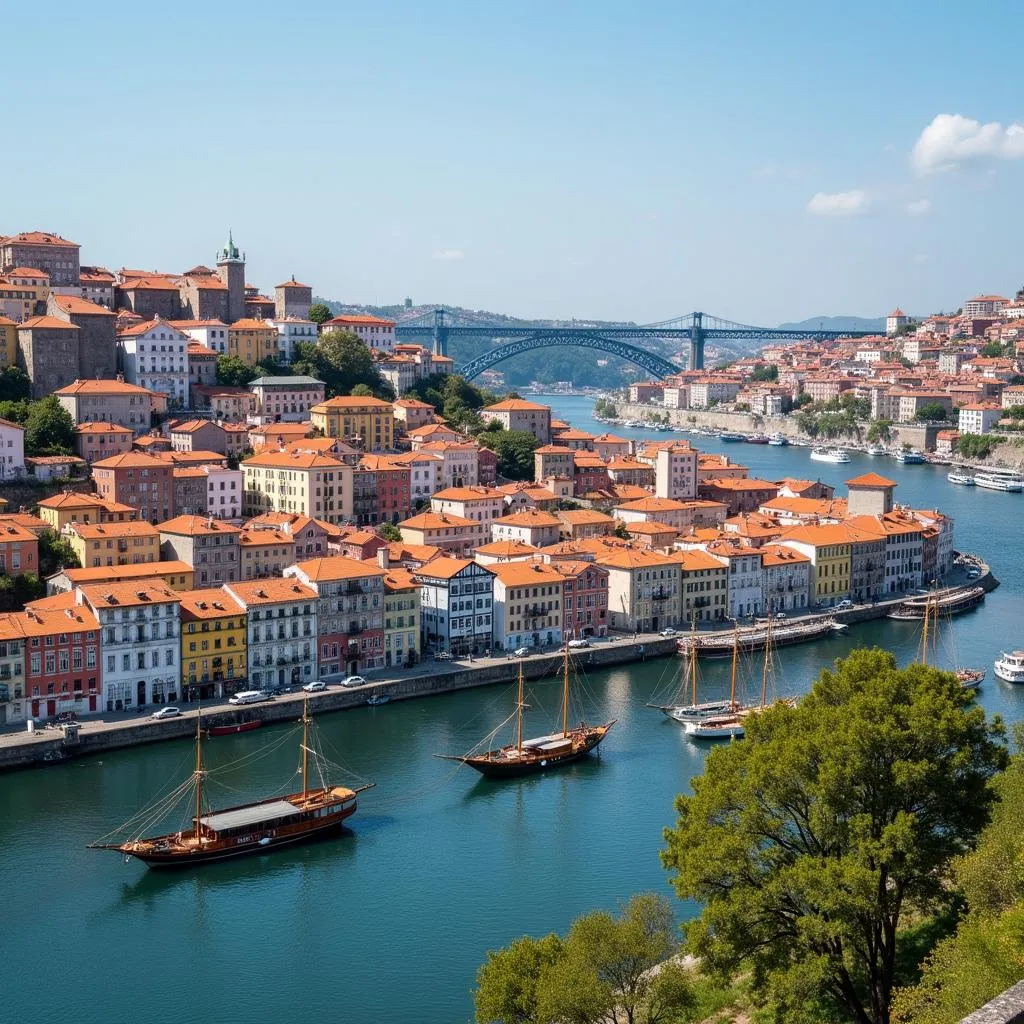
[0,556,996,772]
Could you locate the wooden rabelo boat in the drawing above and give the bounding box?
[89,698,373,868]
[208,719,263,737]
[436,645,614,779]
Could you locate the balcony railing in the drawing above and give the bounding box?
[650,588,672,601]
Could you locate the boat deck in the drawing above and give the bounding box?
[201,799,301,832]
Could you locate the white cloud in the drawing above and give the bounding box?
[907,199,931,216]
[807,189,869,216]
[431,249,465,261]
[912,113,1024,174]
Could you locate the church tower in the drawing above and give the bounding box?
[216,230,246,323]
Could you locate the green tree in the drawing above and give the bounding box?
[476,429,538,480]
[594,397,619,419]
[981,340,1004,358]
[308,302,332,325]
[38,531,80,577]
[24,396,75,456]
[794,391,813,408]
[614,521,630,540]
[662,649,1007,1024]
[893,748,1024,1023]
[378,522,401,542]
[350,383,374,397]
[0,573,45,611]
[752,365,779,382]
[915,403,948,422]
[0,399,30,425]
[1006,405,1024,420]
[474,933,565,1024]
[0,366,31,402]
[216,355,258,387]
[867,419,893,443]
[956,434,998,460]
[292,330,393,400]
[256,356,288,377]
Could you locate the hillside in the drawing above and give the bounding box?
[777,315,886,332]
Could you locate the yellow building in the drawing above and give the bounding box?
[0,268,49,321]
[64,520,160,569]
[0,316,16,367]
[383,568,421,667]
[310,396,395,452]
[776,523,852,607]
[37,492,137,533]
[242,450,354,524]
[179,587,247,700]
[228,319,278,367]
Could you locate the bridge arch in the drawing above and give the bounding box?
[457,331,682,381]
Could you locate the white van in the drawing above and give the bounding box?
[228,690,267,705]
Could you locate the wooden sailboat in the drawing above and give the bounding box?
[436,646,615,778]
[89,698,373,868]
[920,593,985,689]
[683,623,745,739]
[736,615,797,721]
[648,619,733,722]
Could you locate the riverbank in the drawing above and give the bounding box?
[0,556,997,772]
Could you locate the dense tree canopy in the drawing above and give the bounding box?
[25,396,75,456]
[476,428,539,480]
[662,649,1006,1024]
[956,434,998,460]
[914,403,948,422]
[474,894,696,1024]
[38,532,80,577]
[216,355,258,387]
[292,330,393,400]
[308,302,332,325]
[0,366,31,403]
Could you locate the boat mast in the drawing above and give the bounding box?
[194,707,205,841]
[730,621,739,711]
[689,616,697,705]
[761,616,772,708]
[562,640,570,738]
[516,662,524,753]
[302,694,310,802]
[920,595,931,665]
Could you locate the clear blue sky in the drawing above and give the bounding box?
[5,0,1022,324]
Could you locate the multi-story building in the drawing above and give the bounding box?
[174,319,229,354]
[962,294,1009,318]
[242,450,354,524]
[0,416,24,481]
[431,486,506,527]
[491,509,561,547]
[842,524,886,603]
[309,396,396,452]
[0,231,80,286]
[0,268,49,320]
[759,546,811,613]
[187,343,218,386]
[239,526,296,580]
[190,385,257,421]
[158,515,242,586]
[383,568,421,668]
[698,477,779,516]
[392,398,435,432]
[249,375,325,424]
[414,557,495,657]
[418,441,479,489]
[845,511,924,595]
[0,315,16,367]
[226,579,318,691]
[672,549,729,624]
[321,313,396,352]
[37,492,136,533]
[596,547,681,633]
[116,317,190,409]
[92,451,174,523]
[480,398,552,443]
[0,614,28,725]
[273,279,313,321]
[885,308,908,335]
[244,511,335,560]
[556,509,615,540]
[391,450,441,504]
[284,558,386,676]
[490,561,564,652]
[225,318,277,366]
[775,524,852,607]
[398,511,483,556]
[48,293,118,381]
[705,541,765,619]
[356,455,412,525]
[688,377,742,408]
[958,403,1002,435]
[56,377,157,431]
[179,588,247,701]
[65,520,160,569]
[551,559,609,639]
[654,444,698,500]
[613,496,690,530]
[74,422,133,464]
[16,315,81,397]
[49,561,193,595]
[80,581,181,710]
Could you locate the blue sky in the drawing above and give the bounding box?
[4,0,1022,324]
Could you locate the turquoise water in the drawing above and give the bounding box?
[1,396,1022,1024]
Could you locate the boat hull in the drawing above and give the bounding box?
[208,720,263,736]
[677,619,836,657]
[455,725,612,779]
[684,718,745,739]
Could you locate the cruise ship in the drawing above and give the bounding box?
[974,468,1024,493]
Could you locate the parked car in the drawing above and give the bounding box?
[775,612,787,620]
[514,647,530,658]
[659,628,678,637]
[341,675,366,688]
[302,680,327,693]
[836,599,853,610]
[434,651,452,661]
[151,706,181,720]
[567,639,591,649]
[229,690,268,705]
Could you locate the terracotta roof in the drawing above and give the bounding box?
[312,395,394,410]
[483,399,550,412]
[12,604,99,638]
[761,546,812,567]
[594,547,679,570]
[74,421,132,434]
[239,527,295,547]
[80,581,180,608]
[51,294,114,317]
[432,486,504,502]
[119,276,179,291]
[275,278,311,289]
[475,540,539,556]
[291,556,385,582]
[386,541,441,564]
[399,511,475,530]
[229,318,275,330]
[670,549,728,572]
[91,451,170,470]
[700,477,778,491]
[845,472,897,488]
[58,561,191,585]
[383,569,420,593]
[413,556,486,580]
[56,379,151,396]
[776,523,855,546]
[158,515,242,537]
[67,520,158,540]
[228,579,317,605]
[615,496,687,512]
[179,588,246,620]
[243,450,345,469]
[624,521,678,535]
[556,509,614,525]
[323,314,395,327]
[494,509,560,527]
[0,231,78,247]
[489,561,564,587]
[18,315,78,331]
[534,444,573,454]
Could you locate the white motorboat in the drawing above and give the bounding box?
[767,433,788,446]
[947,470,976,486]
[975,469,1024,493]
[896,449,926,464]
[683,713,745,739]
[810,447,851,464]
[994,650,1024,683]
[866,444,888,456]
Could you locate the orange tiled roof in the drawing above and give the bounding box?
[399,511,475,530]
[0,231,77,247]
[80,581,180,608]
[18,315,79,331]
[413,556,486,580]
[51,294,114,317]
[228,579,317,604]
[158,515,241,536]
[846,472,897,488]
[179,588,246,620]
[483,399,550,412]
[291,556,385,582]
[74,421,132,434]
[56,379,152,396]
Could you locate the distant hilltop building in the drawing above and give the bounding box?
[885,308,908,336]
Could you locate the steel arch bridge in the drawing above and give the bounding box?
[394,309,877,376]
[458,331,682,381]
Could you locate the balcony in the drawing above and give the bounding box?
[650,587,672,601]
[345,582,364,596]
[524,604,546,619]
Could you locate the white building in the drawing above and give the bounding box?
[480,399,552,444]
[414,557,494,657]
[707,542,764,618]
[267,317,318,365]
[962,295,1009,318]
[490,561,564,652]
[431,486,506,526]
[958,403,1002,435]
[227,578,318,691]
[490,509,561,547]
[203,465,243,521]
[82,581,181,710]
[393,450,441,504]
[655,445,697,501]
[173,319,229,355]
[760,546,810,613]
[885,308,908,336]
[688,378,741,409]
[321,313,396,353]
[117,318,190,409]
[0,416,25,480]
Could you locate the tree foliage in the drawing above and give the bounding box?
[402,373,501,432]
[915,403,948,422]
[955,434,998,460]
[476,428,538,480]
[752,364,779,382]
[216,355,258,387]
[377,522,401,542]
[662,649,1007,1024]
[25,396,75,456]
[0,573,45,611]
[292,330,394,400]
[38,531,80,577]
[0,366,31,402]
[308,302,333,325]
[867,419,893,443]
[594,396,619,419]
[474,895,696,1024]
[893,750,1024,1023]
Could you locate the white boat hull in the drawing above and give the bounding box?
[683,716,745,739]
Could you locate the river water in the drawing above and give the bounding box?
[2,395,1022,1024]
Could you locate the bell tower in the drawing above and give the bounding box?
[216,230,246,323]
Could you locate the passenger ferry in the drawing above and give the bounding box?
[895,449,926,464]
[809,447,851,464]
[718,432,746,443]
[866,443,888,457]
[767,433,788,446]
[994,650,1024,683]
[946,470,976,486]
[974,468,1024,493]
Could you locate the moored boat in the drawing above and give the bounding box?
[682,625,745,740]
[366,694,392,706]
[767,433,788,446]
[719,432,746,442]
[947,470,976,486]
[676,616,837,657]
[436,648,614,778]
[809,447,851,464]
[745,433,769,444]
[974,469,1024,493]
[994,650,1024,683]
[956,668,986,690]
[89,699,372,868]
[866,443,888,456]
[208,719,263,737]
[895,449,926,464]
